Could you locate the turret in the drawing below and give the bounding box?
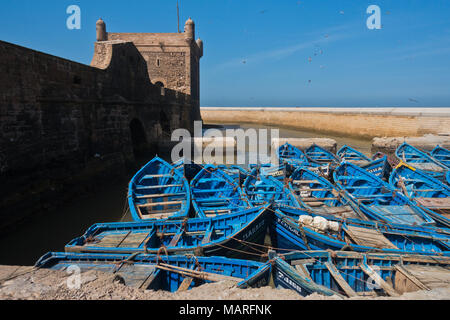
[184,17,195,43]
[196,38,203,57]
[96,18,107,42]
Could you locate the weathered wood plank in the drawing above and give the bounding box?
[324,262,357,297]
[360,263,400,297]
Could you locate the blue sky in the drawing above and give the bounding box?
[1,0,450,107]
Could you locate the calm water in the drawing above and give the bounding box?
[0,123,372,266]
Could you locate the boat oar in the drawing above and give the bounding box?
[155,263,241,283]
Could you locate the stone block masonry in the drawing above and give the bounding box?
[0,21,201,230]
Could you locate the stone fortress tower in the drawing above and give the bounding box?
[95,17,203,109]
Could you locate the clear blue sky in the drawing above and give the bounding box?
[1,0,450,107]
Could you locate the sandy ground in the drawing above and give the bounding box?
[1,265,449,300]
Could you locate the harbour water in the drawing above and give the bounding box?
[0,123,372,266]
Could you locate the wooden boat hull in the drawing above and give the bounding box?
[305,144,340,168]
[269,207,450,256]
[243,168,300,208]
[289,168,368,220]
[65,206,270,260]
[431,145,450,169]
[396,142,447,181]
[190,165,252,218]
[269,250,450,298]
[334,162,436,226]
[337,145,372,167]
[390,163,450,228]
[128,157,190,221]
[362,155,391,180]
[35,252,272,292]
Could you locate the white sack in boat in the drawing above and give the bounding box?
[298,215,313,226]
[328,221,340,232]
[312,216,328,232]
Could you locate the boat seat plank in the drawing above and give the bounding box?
[136,184,183,190]
[135,193,185,199]
[168,230,184,247]
[202,226,214,245]
[324,262,357,297]
[138,200,183,208]
[344,225,398,249]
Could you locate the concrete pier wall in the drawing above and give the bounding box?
[201,107,450,139]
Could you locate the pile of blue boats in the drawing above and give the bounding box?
[36,142,450,297]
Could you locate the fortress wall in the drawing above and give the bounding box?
[0,40,196,230]
[201,107,450,139]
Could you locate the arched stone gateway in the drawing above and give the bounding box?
[129,119,148,158]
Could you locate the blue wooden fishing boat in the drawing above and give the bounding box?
[243,167,300,207]
[65,206,269,259]
[269,205,450,256]
[278,143,328,176]
[431,145,450,168]
[361,155,391,180]
[396,142,448,181]
[278,143,309,164]
[390,163,450,228]
[35,252,271,291]
[305,144,340,168]
[260,163,288,182]
[337,145,372,166]
[269,250,450,297]
[218,164,249,186]
[447,171,450,185]
[289,168,368,220]
[334,162,436,226]
[190,165,251,218]
[128,157,191,221]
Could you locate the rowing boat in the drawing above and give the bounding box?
[333,162,436,226]
[390,163,450,228]
[128,157,190,221]
[218,165,249,186]
[269,205,450,256]
[289,168,367,220]
[243,167,300,207]
[65,206,269,259]
[305,144,340,168]
[278,143,329,176]
[361,155,391,180]
[278,143,309,165]
[431,145,450,168]
[337,145,372,167]
[35,252,271,291]
[269,250,450,298]
[190,165,252,218]
[396,142,448,181]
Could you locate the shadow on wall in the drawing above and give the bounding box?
[129,118,148,158]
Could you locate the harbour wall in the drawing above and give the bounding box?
[201,107,450,140]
